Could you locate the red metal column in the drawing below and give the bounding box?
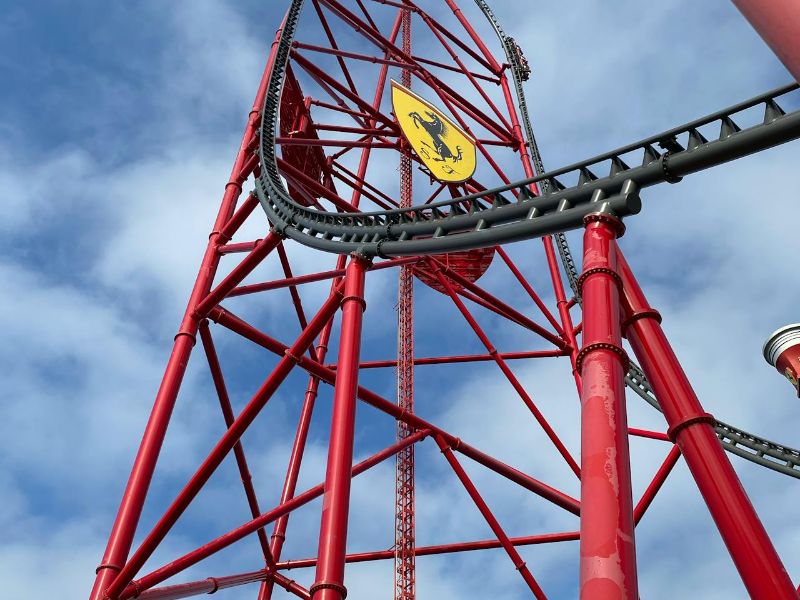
[731,0,800,82]
[578,213,638,600]
[89,22,285,600]
[616,248,797,599]
[311,256,369,600]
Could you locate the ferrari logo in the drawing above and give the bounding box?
[391,80,477,183]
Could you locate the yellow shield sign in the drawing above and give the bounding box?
[391,80,477,183]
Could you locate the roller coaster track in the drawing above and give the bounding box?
[255,0,800,478]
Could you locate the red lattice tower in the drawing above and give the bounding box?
[394,6,416,600]
[87,2,800,600]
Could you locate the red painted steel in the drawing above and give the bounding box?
[124,432,429,597]
[88,22,286,600]
[312,257,370,600]
[107,286,345,599]
[731,0,800,81]
[617,248,797,599]
[434,434,548,600]
[280,530,580,569]
[578,214,638,600]
[395,7,416,599]
[90,2,800,598]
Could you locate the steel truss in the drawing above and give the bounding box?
[90,1,800,600]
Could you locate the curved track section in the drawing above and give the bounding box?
[255,0,800,479]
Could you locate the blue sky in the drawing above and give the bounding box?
[1,1,799,599]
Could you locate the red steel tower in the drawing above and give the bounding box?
[89,2,800,599]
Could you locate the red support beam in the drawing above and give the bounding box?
[88,21,284,600]
[210,306,580,516]
[137,570,310,600]
[633,445,681,525]
[312,256,370,600]
[434,434,548,600]
[105,285,345,600]
[617,246,797,599]
[259,256,346,600]
[194,232,282,318]
[578,213,638,600]
[197,322,274,567]
[337,349,568,370]
[124,431,430,597]
[229,256,420,298]
[280,530,579,569]
[429,259,581,479]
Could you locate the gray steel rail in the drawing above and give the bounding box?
[255,0,800,479]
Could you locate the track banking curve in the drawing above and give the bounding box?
[255,0,800,478]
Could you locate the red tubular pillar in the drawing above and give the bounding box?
[731,0,800,82]
[617,248,797,599]
[311,256,369,600]
[578,213,638,600]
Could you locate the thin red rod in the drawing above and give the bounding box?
[330,160,400,208]
[218,240,259,255]
[197,322,274,566]
[312,257,369,600]
[277,157,363,212]
[193,232,282,318]
[628,428,670,442]
[209,306,580,516]
[578,214,638,599]
[88,21,284,600]
[428,259,581,478]
[617,246,797,599]
[276,243,318,362]
[281,530,579,569]
[633,445,681,525]
[219,192,260,241]
[308,98,372,120]
[229,256,420,297]
[432,258,567,349]
[542,237,583,395]
[124,431,430,598]
[105,285,345,599]
[414,7,513,132]
[434,434,548,600]
[495,246,565,336]
[137,571,309,600]
[276,136,396,149]
[137,531,579,599]
[311,0,361,97]
[411,52,500,83]
[293,40,410,69]
[291,51,398,130]
[397,0,497,73]
[337,349,568,370]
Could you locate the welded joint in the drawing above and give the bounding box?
[94,562,121,575]
[575,342,630,373]
[622,308,663,333]
[309,581,347,598]
[667,412,716,443]
[206,576,220,594]
[577,266,622,294]
[284,348,303,364]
